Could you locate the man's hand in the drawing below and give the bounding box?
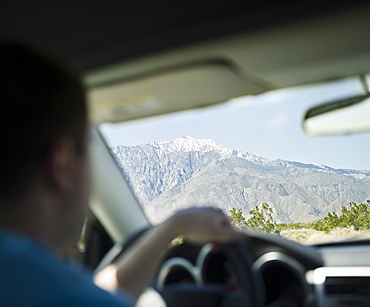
[168,207,248,244]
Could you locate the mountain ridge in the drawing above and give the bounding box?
[111,136,370,223]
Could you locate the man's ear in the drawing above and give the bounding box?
[44,137,78,194]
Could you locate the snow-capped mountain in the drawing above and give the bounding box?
[111,136,370,224]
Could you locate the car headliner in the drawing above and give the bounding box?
[2,1,370,122]
[1,1,369,72]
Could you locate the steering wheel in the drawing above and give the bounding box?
[155,242,265,307]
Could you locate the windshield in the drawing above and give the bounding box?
[99,77,370,245]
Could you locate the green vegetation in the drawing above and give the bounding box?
[246,203,279,234]
[228,200,370,242]
[229,203,278,234]
[312,200,370,233]
[229,207,247,229]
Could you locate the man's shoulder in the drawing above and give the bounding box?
[0,230,133,307]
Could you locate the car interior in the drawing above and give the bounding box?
[2,1,370,306]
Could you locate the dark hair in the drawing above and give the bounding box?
[0,43,87,200]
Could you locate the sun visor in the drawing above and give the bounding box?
[87,61,266,124]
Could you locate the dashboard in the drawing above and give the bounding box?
[312,242,370,307]
[155,232,370,307]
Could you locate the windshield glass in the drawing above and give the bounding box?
[99,77,370,245]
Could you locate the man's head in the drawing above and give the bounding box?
[0,43,90,248]
[0,43,87,201]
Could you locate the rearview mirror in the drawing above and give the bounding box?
[303,75,370,136]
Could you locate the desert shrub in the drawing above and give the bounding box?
[228,207,247,229]
[313,200,370,233]
[229,203,279,234]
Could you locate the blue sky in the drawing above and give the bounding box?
[100,77,370,170]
